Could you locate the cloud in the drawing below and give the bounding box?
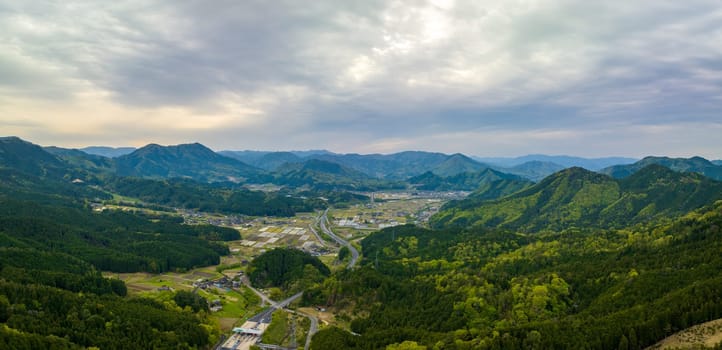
[1,0,721,157]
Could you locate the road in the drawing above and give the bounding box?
[305,313,318,350]
[238,278,317,349]
[319,208,359,269]
[307,221,327,248]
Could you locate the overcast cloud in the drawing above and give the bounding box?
[1,0,721,157]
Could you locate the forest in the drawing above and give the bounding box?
[309,202,722,349]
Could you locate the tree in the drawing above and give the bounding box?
[386,340,427,349]
[618,335,629,350]
[338,246,350,261]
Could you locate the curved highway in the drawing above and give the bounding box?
[319,208,359,269]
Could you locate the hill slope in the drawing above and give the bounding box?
[498,160,566,182]
[409,168,531,193]
[115,143,262,182]
[601,156,722,181]
[0,136,68,178]
[476,154,637,170]
[273,159,398,191]
[431,165,722,231]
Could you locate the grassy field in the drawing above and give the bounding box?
[262,310,289,345]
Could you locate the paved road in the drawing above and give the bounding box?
[307,221,327,247]
[305,313,318,350]
[319,208,359,269]
[239,278,318,348]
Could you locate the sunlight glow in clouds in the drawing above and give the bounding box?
[0,0,721,158]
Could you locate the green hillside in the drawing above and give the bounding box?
[273,159,402,191]
[431,165,722,231]
[409,168,532,193]
[601,156,722,180]
[310,202,722,349]
[115,142,262,182]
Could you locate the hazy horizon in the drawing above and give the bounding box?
[25,137,719,161]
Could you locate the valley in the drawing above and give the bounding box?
[2,136,722,349]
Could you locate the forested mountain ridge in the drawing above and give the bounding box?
[0,145,232,349]
[408,168,532,193]
[272,159,402,191]
[500,160,566,182]
[601,155,722,180]
[0,136,68,178]
[431,165,722,231]
[475,154,638,170]
[115,142,263,182]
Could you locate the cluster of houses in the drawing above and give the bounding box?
[192,275,242,291]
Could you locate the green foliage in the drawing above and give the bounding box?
[249,248,330,293]
[0,199,228,273]
[173,290,209,313]
[308,203,722,349]
[602,155,722,180]
[114,142,261,183]
[338,246,350,261]
[273,159,402,191]
[106,176,315,217]
[0,280,209,349]
[261,310,289,344]
[409,168,531,193]
[432,165,722,231]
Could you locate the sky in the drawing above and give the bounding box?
[1,0,722,158]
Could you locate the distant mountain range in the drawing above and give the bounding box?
[432,165,722,231]
[474,154,637,170]
[80,146,137,158]
[600,156,722,181]
[3,136,722,197]
[408,168,531,192]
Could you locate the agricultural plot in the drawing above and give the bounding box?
[229,214,330,256]
[329,192,450,236]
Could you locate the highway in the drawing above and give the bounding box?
[319,208,359,269]
[307,221,327,248]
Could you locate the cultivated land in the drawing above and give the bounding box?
[103,191,458,345]
[327,191,459,240]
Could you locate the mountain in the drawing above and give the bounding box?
[308,151,447,179]
[45,146,116,173]
[475,154,637,170]
[430,153,487,177]
[115,143,262,182]
[80,146,136,158]
[313,202,722,349]
[254,152,302,170]
[601,156,722,181]
[0,136,67,178]
[218,149,331,166]
[409,167,531,193]
[498,160,566,182]
[307,151,495,179]
[218,150,270,164]
[273,159,396,191]
[222,150,487,179]
[431,165,722,231]
[713,160,722,166]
